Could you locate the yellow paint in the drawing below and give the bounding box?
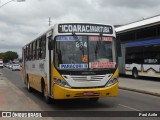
[125,70,132,75]
[52,82,118,99]
[52,65,64,80]
[51,67,119,99]
[27,73,47,93]
[112,67,119,78]
[139,69,160,76]
[24,65,119,100]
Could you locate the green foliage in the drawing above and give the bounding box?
[0,51,18,63]
[0,53,4,59]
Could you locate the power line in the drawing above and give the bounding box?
[0,0,25,9]
[0,0,14,8]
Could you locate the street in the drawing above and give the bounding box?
[0,68,160,120]
[1,1,160,120]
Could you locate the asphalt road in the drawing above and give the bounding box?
[0,68,160,120]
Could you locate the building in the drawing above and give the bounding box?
[116,15,160,78]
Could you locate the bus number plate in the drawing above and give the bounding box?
[83,92,94,96]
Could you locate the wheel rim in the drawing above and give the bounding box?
[133,70,138,78]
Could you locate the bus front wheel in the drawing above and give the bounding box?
[42,85,51,104]
[27,80,32,92]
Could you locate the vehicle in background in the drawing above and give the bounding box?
[12,64,21,71]
[9,64,13,69]
[5,63,10,68]
[0,59,3,68]
[116,16,160,78]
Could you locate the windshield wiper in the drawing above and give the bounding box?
[72,32,84,55]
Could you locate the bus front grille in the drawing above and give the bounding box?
[70,75,106,82]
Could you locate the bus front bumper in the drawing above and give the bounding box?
[52,82,118,99]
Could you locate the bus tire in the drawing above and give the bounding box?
[132,68,138,79]
[89,98,99,102]
[27,79,32,92]
[42,83,51,104]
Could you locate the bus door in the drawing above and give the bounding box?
[47,30,53,97]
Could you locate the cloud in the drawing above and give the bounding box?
[0,0,160,57]
[97,0,160,9]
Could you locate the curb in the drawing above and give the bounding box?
[119,86,160,97]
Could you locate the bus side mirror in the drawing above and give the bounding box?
[48,40,55,50]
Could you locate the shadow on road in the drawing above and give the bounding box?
[22,87,116,111]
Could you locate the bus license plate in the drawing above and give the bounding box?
[83,92,94,96]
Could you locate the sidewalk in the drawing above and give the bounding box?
[119,76,160,97]
[0,72,53,120]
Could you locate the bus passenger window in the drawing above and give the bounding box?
[36,39,40,59]
[39,36,46,59]
[39,39,42,59]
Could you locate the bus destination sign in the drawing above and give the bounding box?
[58,24,113,34]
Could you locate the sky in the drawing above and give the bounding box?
[0,0,160,57]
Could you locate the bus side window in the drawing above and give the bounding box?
[30,43,33,60]
[33,41,36,60]
[41,35,46,59]
[36,39,40,59]
[39,38,42,59]
[26,45,28,61]
[31,43,34,60]
[156,54,160,64]
[28,44,31,60]
[23,48,26,61]
[35,41,37,59]
[28,44,30,60]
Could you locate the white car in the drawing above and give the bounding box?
[8,64,12,69]
[0,60,3,68]
[12,64,21,71]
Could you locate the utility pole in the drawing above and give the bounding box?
[49,17,51,26]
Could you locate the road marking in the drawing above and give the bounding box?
[118,104,141,111]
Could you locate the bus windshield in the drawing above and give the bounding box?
[55,36,116,70]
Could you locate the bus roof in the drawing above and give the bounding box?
[23,23,115,47]
[116,15,160,33]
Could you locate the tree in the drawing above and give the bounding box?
[0,53,4,59]
[2,51,18,63]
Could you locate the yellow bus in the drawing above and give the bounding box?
[22,23,121,103]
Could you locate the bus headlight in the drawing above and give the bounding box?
[105,78,118,87]
[53,78,71,88]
